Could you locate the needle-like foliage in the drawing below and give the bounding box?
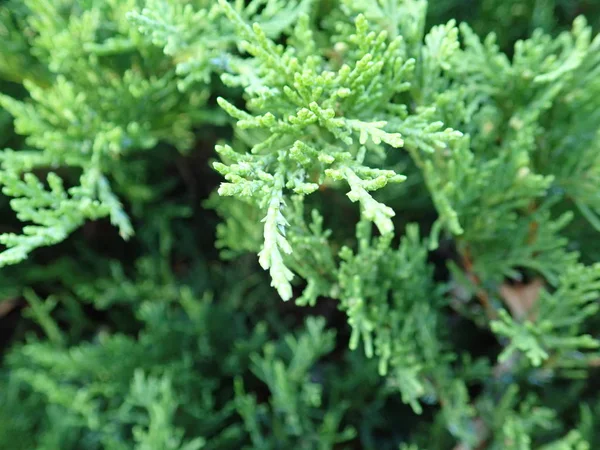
[1,0,600,449]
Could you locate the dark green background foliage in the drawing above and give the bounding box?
[1,0,600,448]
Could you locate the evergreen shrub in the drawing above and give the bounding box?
[1,0,600,448]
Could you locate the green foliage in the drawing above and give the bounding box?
[0,0,600,449]
[491,263,600,370]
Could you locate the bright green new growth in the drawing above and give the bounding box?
[1,0,600,449]
[214,0,464,299]
[0,0,313,266]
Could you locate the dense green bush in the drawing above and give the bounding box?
[1,0,600,448]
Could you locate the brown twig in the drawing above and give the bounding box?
[462,246,498,321]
